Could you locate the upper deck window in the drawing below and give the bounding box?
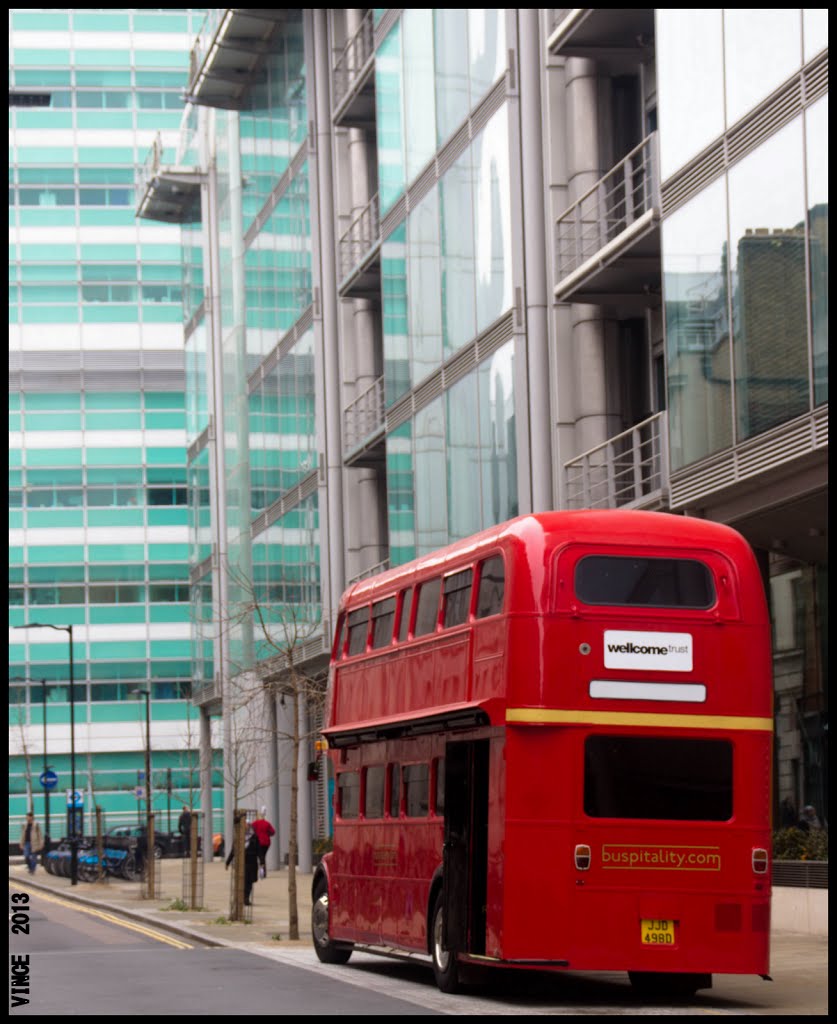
[371,596,397,649]
[443,569,473,627]
[414,577,442,637]
[476,555,505,618]
[397,588,413,641]
[347,607,369,655]
[575,556,715,609]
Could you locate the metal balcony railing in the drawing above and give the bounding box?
[348,558,391,586]
[564,411,669,510]
[555,132,659,284]
[137,132,164,207]
[339,192,380,284]
[333,9,375,112]
[344,375,385,454]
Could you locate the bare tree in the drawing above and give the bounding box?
[223,560,329,939]
[11,704,35,814]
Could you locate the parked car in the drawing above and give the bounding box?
[103,824,201,860]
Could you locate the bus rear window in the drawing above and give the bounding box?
[584,736,732,821]
[337,772,360,819]
[575,556,715,608]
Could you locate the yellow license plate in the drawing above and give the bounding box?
[641,919,676,946]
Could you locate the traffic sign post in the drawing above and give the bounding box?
[40,769,58,790]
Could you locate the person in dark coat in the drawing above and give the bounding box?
[178,805,192,855]
[225,827,260,905]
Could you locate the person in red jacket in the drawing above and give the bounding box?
[252,806,276,877]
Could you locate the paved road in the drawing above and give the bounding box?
[9,889,437,1015]
[9,880,827,1015]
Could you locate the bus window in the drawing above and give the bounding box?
[364,765,386,819]
[371,596,397,649]
[434,757,445,816]
[575,555,715,609]
[403,763,429,817]
[388,762,401,817]
[443,569,473,628]
[397,588,413,642]
[347,606,369,655]
[414,577,441,637]
[584,736,733,821]
[476,555,505,618]
[332,613,346,659]
[337,772,360,819]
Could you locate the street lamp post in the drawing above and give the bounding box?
[132,687,153,897]
[12,623,77,885]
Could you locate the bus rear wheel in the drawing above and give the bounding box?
[312,876,353,965]
[430,890,461,994]
[628,971,711,1000]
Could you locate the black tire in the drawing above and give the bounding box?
[430,888,461,994]
[153,844,163,859]
[311,876,353,964]
[122,853,140,881]
[628,971,710,1000]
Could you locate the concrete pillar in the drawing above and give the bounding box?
[518,9,554,512]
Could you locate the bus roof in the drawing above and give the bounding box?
[339,509,756,610]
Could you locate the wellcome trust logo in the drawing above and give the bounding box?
[604,630,693,672]
[602,844,722,871]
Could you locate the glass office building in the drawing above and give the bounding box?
[12,9,827,855]
[9,9,223,843]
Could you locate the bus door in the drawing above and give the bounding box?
[443,739,489,957]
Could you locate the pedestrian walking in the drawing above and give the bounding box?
[178,804,192,855]
[252,806,276,878]
[225,826,261,905]
[20,811,44,875]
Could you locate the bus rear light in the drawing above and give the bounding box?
[574,844,591,870]
[752,848,769,874]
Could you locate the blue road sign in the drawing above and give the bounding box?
[39,769,58,790]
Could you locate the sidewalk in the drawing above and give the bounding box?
[8,854,314,949]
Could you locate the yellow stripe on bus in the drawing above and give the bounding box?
[506,708,773,732]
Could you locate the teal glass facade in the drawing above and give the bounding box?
[9,8,221,840]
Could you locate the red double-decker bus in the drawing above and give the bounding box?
[312,510,772,997]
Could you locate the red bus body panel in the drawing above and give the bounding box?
[322,511,772,978]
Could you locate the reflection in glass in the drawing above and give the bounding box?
[408,188,443,388]
[434,9,469,148]
[403,8,436,182]
[382,223,410,406]
[474,107,512,332]
[446,374,480,541]
[386,421,416,566]
[468,9,506,103]
[663,177,732,470]
[729,119,808,440]
[723,9,801,128]
[803,8,829,63]
[415,398,447,555]
[251,495,321,660]
[806,95,828,405]
[440,148,476,359]
[479,341,518,526]
[655,10,724,181]
[376,24,405,214]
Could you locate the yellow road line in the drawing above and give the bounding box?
[17,887,192,949]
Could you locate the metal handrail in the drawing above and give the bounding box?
[348,558,391,586]
[555,132,659,281]
[333,9,375,111]
[344,375,385,453]
[564,411,668,510]
[339,192,381,283]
